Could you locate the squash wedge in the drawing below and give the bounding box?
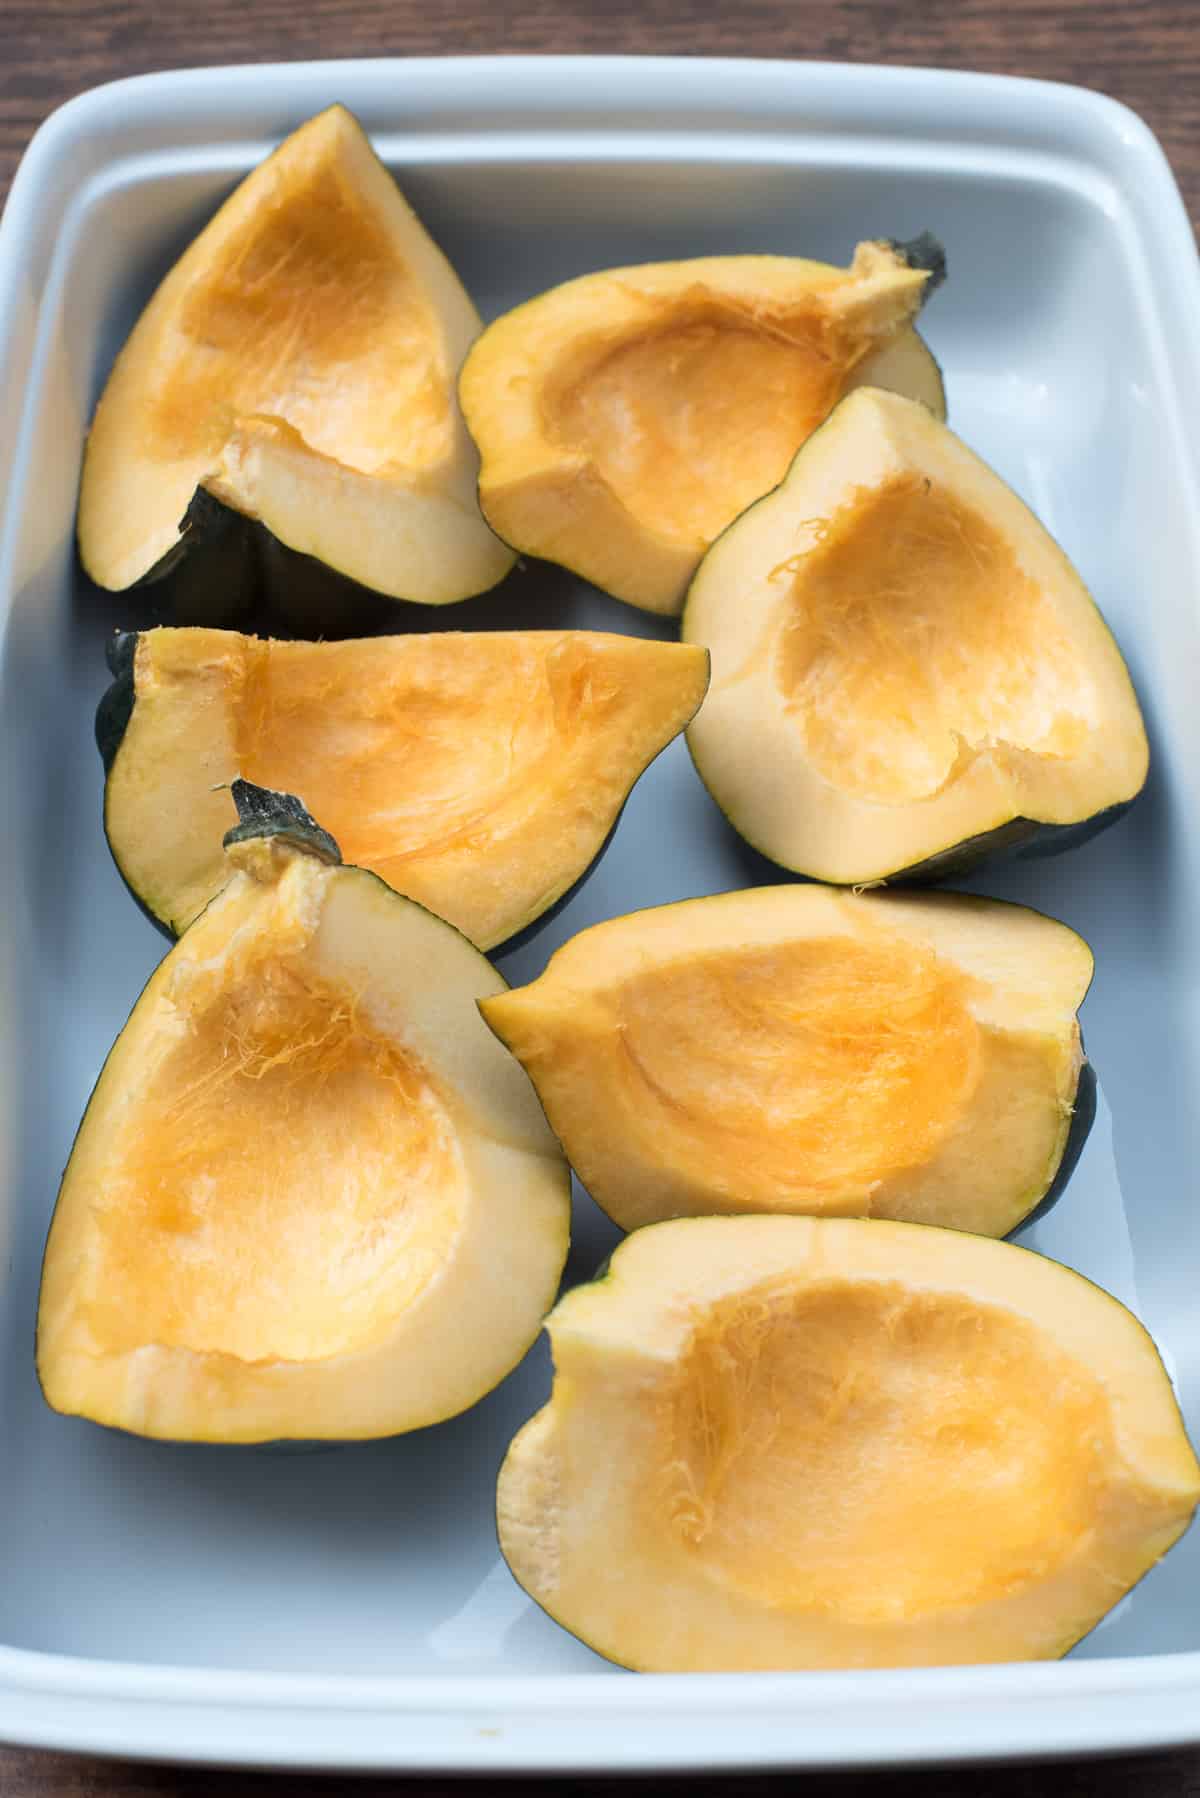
[459,237,946,615]
[498,1216,1200,1670]
[36,783,570,1443]
[682,386,1149,882]
[97,627,709,950]
[78,105,513,622]
[480,885,1094,1238]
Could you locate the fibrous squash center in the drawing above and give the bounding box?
[659,1278,1118,1620]
[775,472,1098,803]
[152,158,451,478]
[228,635,625,919]
[614,935,980,1205]
[548,304,850,547]
[87,956,465,1362]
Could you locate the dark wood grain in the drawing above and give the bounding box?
[3,0,1200,228]
[2,1,1199,1794]
[3,1753,1200,1797]
[3,1749,1200,1797]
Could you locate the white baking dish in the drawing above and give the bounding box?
[1,55,1199,1772]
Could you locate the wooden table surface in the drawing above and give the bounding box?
[2,0,1199,1792]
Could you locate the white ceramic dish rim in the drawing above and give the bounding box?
[2,54,1200,1772]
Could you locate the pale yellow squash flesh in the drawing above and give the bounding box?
[88,952,466,1363]
[776,470,1096,803]
[498,1216,1200,1671]
[37,836,570,1442]
[78,105,514,604]
[683,387,1149,881]
[480,885,1093,1237]
[104,628,709,948]
[460,243,945,614]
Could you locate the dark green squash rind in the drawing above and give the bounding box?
[96,632,200,941]
[223,778,343,865]
[862,803,1138,887]
[100,835,178,942]
[1015,1055,1098,1235]
[119,484,501,634]
[95,630,138,775]
[686,737,1140,891]
[99,669,346,926]
[886,231,947,298]
[134,487,266,629]
[97,636,180,941]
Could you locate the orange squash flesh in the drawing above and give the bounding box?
[101,627,709,949]
[545,302,850,550]
[460,241,946,615]
[497,1217,1200,1671]
[90,956,466,1364]
[37,826,571,1442]
[776,471,1097,804]
[78,104,514,611]
[480,884,1094,1238]
[683,387,1149,883]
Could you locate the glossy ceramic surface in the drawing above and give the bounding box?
[1,56,1199,1769]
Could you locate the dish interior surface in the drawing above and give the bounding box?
[2,75,1200,1691]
